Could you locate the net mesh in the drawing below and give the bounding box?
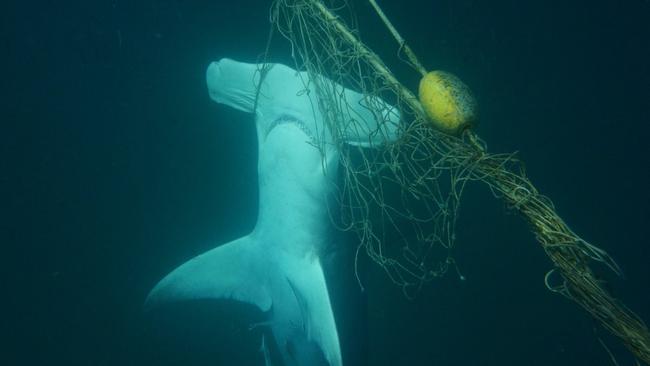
[268,0,650,363]
[271,0,473,291]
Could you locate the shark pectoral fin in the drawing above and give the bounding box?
[283,258,343,366]
[145,235,272,313]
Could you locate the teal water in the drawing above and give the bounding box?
[3,0,649,365]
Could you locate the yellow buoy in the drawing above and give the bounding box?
[418,70,477,134]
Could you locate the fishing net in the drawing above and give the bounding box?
[268,0,650,363]
[270,0,469,290]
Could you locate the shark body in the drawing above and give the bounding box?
[145,58,400,366]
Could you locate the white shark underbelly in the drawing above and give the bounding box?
[256,118,338,251]
[253,120,342,365]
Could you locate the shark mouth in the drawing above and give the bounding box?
[266,114,319,144]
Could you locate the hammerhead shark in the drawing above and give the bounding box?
[145,58,400,366]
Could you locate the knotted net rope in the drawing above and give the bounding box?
[269,0,650,362]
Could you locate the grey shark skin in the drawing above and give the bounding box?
[145,58,400,366]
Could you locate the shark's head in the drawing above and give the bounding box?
[206,58,403,149]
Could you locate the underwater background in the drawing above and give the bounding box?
[3,0,649,365]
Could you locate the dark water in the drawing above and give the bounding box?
[3,0,649,365]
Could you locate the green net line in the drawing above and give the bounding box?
[269,0,650,363]
[272,0,470,290]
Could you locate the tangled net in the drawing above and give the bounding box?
[271,0,469,290]
[268,0,650,363]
